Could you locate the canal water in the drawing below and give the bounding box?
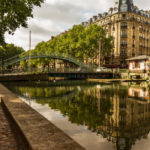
[4,81,150,150]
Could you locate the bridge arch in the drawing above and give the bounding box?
[2,53,95,71]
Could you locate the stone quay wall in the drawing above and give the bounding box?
[0,84,85,150]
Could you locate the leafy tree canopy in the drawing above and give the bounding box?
[0,44,25,59]
[32,24,113,66]
[0,0,44,46]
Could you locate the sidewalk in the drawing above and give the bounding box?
[0,103,20,150]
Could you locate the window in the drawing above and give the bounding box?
[120,49,126,56]
[135,61,139,68]
[112,26,115,31]
[139,26,143,32]
[121,40,127,45]
[122,14,126,18]
[121,22,127,29]
[132,51,135,57]
[121,30,127,37]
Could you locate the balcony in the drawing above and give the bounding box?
[121,44,127,47]
[121,26,127,29]
[121,35,127,38]
[120,53,127,57]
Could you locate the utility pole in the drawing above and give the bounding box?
[0,56,3,74]
[99,40,101,68]
[28,30,31,72]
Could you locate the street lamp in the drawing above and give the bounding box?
[0,50,6,74]
[28,30,31,72]
[0,56,3,73]
[98,39,101,68]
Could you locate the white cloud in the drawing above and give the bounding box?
[5,0,150,50]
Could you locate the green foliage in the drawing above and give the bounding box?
[0,0,44,46]
[32,24,113,66]
[0,44,25,59]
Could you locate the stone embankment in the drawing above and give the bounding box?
[0,84,85,150]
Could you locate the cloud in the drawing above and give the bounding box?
[33,3,83,24]
[5,0,150,50]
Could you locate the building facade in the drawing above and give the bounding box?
[127,55,150,71]
[82,0,150,65]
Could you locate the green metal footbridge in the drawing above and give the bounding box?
[0,52,95,71]
[0,53,118,80]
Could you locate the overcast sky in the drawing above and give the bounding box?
[5,0,150,50]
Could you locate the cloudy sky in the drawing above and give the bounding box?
[5,0,150,50]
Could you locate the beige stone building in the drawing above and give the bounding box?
[82,0,150,65]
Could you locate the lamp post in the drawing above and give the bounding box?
[144,59,146,80]
[1,50,5,74]
[28,30,31,72]
[0,56,3,73]
[98,39,101,68]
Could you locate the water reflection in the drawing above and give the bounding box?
[4,81,150,150]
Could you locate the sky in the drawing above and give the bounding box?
[5,0,150,50]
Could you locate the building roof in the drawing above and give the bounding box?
[81,0,150,27]
[126,55,150,61]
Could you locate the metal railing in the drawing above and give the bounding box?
[0,52,96,72]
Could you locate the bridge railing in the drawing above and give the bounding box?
[1,51,117,74]
[0,67,117,76]
[0,67,96,75]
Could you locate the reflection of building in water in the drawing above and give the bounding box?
[86,84,150,150]
[128,84,150,101]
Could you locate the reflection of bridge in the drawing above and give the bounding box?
[6,84,96,101]
[17,89,78,101]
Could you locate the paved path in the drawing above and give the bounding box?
[0,103,20,150]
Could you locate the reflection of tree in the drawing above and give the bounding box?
[41,93,112,130]
[5,82,150,150]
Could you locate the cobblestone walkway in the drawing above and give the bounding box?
[0,103,20,150]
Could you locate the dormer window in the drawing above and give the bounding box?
[122,14,126,18]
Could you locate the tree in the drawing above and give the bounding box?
[0,44,25,70]
[0,44,24,60]
[4,44,25,59]
[82,24,113,64]
[0,0,44,46]
[31,24,113,67]
[0,46,5,57]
